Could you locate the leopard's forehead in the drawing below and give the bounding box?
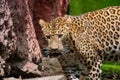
[44,17,67,35]
[49,17,66,27]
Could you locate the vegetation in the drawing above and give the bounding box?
[102,61,120,75]
[69,0,120,15]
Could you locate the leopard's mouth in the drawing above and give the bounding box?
[49,52,62,58]
[42,48,62,58]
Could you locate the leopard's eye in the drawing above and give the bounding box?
[46,35,50,39]
[58,34,63,38]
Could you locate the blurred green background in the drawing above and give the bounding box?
[69,0,120,15]
[68,0,120,77]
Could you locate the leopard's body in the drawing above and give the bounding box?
[39,6,120,80]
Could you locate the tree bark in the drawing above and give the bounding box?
[0,0,42,77]
[7,0,42,63]
[0,0,16,76]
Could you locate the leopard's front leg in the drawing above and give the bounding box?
[58,53,80,80]
[85,54,102,80]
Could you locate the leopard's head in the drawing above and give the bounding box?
[39,17,71,56]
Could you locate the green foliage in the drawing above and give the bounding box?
[69,0,120,15]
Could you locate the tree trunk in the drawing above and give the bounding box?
[0,0,42,77]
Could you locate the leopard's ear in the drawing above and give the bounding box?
[64,15,71,24]
[64,15,68,17]
[39,19,47,29]
[66,17,71,23]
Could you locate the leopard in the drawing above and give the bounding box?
[39,6,120,80]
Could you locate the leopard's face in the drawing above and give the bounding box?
[39,17,71,54]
